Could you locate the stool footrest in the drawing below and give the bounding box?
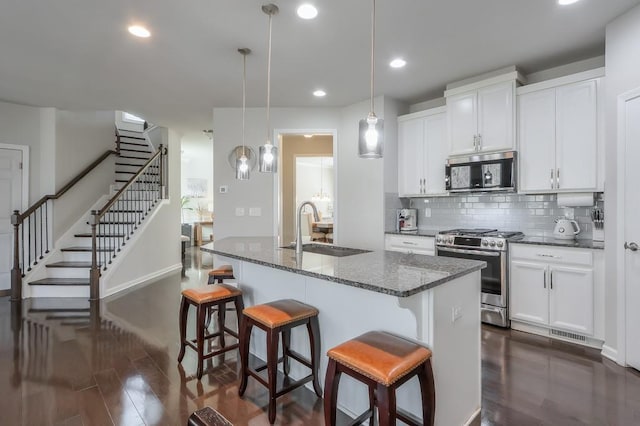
[274,375,313,398]
[204,343,239,360]
[348,409,374,426]
[396,408,422,426]
[285,349,312,369]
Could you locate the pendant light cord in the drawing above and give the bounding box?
[266,12,273,143]
[242,52,247,156]
[370,0,376,114]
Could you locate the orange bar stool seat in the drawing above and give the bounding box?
[238,299,322,424]
[324,331,436,426]
[208,265,235,284]
[178,284,244,379]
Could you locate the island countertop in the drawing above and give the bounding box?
[201,237,485,297]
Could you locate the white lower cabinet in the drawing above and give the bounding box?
[385,234,435,256]
[510,244,600,341]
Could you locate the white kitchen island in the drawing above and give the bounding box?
[201,237,484,426]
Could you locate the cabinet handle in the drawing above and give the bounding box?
[556,168,560,189]
[536,253,561,259]
[550,270,554,290]
[478,134,482,151]
[550,169,554,189]
[543,270,547,289]
[423,177,427,193]
[402,241,418,246]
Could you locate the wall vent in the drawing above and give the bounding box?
[551,329,586,342]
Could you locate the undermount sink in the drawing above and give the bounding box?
[281,243,371,257]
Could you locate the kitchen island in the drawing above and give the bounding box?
[201,237,485,426]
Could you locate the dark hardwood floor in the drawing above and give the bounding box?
[1,246,639,425]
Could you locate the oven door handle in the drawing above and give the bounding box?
[437,247,501,257]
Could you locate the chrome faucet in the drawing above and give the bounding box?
[296,201,320,255]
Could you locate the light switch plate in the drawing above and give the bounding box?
[424,208,431,218]
[219,185,229,194]
[235,207,245,216]
[249,207,261,217]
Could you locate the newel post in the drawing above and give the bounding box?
[159,144,167,199]
[89,210,100,300]
[10,211,22,301]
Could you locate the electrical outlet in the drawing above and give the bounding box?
[424,208,431,218]
[452,306,463,323]
[235,207,245,216]
[219,185,229,194]
[249,207,261,217]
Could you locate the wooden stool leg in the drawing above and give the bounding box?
[376,384,396,426]
[323,358,342,426]
[418,360,436,426]
[282,328,291,376]
[177,297,189,362]
[307,316,322,397]
[267,328,280,424]
[368,385,376,426]
[218,301,227,348]
[196,304,208,380]
[238,316,252,396]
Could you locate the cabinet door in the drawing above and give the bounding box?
[447,92,477,156]
[555,80,598,191]
[510,261,549,325]
[423,112,447,194]
[518,88,557,192]
[478,81,515,153]
[398,117,424,196]
[549,266,594,335]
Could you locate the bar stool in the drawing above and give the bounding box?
[324,331,435,426]
[178,285,244,379]
[238,299,322,424]
[208,265,235,284]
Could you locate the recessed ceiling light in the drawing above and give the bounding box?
[390,58,407,68]
[128,25,151,38]
[558,0,580,5]
[304,134,313,138]
[297,4,318,19]
[313,90,326,97]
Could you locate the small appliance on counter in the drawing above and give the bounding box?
[591,205,605,242]
[553,218,581,240]
[396,208,418,233]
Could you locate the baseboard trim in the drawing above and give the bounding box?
[464,407,481,426]
[102,263,182,298]
[601,345,619,363]
[0,289,11,297]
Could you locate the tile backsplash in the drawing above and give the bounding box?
[387,193,604,239]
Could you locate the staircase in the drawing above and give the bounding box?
[14,128,165,299]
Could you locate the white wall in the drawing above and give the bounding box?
[181,131,213,223]
[104,127,182,295]
[212,107,341,241]
[604,3,640,355]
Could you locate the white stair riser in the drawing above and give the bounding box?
[62,252,92,262]
[116,164,158,174]
[29,285,90,298]
[46,268,91,279]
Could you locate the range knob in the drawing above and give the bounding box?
[448,237,454,244]
[497,241,504,248]
[489,240,496,247]
[482,240,489,246]
[436,236,442,243]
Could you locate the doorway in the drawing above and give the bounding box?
[619,87,640,370]
[0,147,25,292]
[278,133,335,245]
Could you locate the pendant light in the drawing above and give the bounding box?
[358,0,384,159]
[236,48,252,180]
[259,3,279,173]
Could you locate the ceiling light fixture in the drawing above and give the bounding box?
[128,25,151,38]
[389,58,406,68]
[259,4,279,173]
[297,4,318,19]
[313,89,326,97]
[304,134,313,138]
[558,0,581,5]
[236,48,251,180]
[358,0,383,159]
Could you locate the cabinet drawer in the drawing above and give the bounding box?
[510,244,593,266]
[385,235,435,254]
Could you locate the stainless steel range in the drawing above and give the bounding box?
[435,228,523,327]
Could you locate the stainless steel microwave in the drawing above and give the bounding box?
[445,151,516,193]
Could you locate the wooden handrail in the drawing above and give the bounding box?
[17,150,117,221]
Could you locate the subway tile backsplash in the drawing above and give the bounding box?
[386,193,604,239]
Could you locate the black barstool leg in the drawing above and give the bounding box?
[282,328,291,376]
[218,301,227,348]
[323,358,342,426]
[267,327,280,424]
[196,304,207,380]
[177,297,189,362]
[238,317,252,396]
[418,360,436,426]
[307,316,322,397]
[376,384,396,426]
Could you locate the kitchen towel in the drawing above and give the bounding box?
[557,192,594,207]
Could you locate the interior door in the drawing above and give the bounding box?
[624,91,640,371]
[0,149,23,291]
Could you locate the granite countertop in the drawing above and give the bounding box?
[385,230,439,237]
[513,237,604,250]
[201,237,485,297]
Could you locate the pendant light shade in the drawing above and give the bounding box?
[358,0,383,159]
[236,48,252,180]
[259,3,279,173]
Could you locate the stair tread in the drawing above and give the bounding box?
[118,134,145,140]
[104,209,144,212]
[61,246,113,252]
[29,308,90,313]
[116,163,158,167]
[119,148,152,154]
[119,155,151,160]
[95,221,137,224]
[119,141,148,147]
[116,171,159,175]
[75,233,125,238]
[29,278,90,285]
[45,262,95,268]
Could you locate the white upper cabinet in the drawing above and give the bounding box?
[517,69,603,193]
[446,77,517,156]
[398,107,447,197]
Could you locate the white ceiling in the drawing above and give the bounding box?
[0,0,638,133]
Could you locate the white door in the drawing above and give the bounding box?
[509,261,549,325]
[447,91,477,156]
[477,81,515,153]
[548,266,594,335]
[623,91,640,370]
[0,149,23,291]
[518,88,557,192]
[423,112,447,194]
[398,117,424,196]
[556,80,598,191]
